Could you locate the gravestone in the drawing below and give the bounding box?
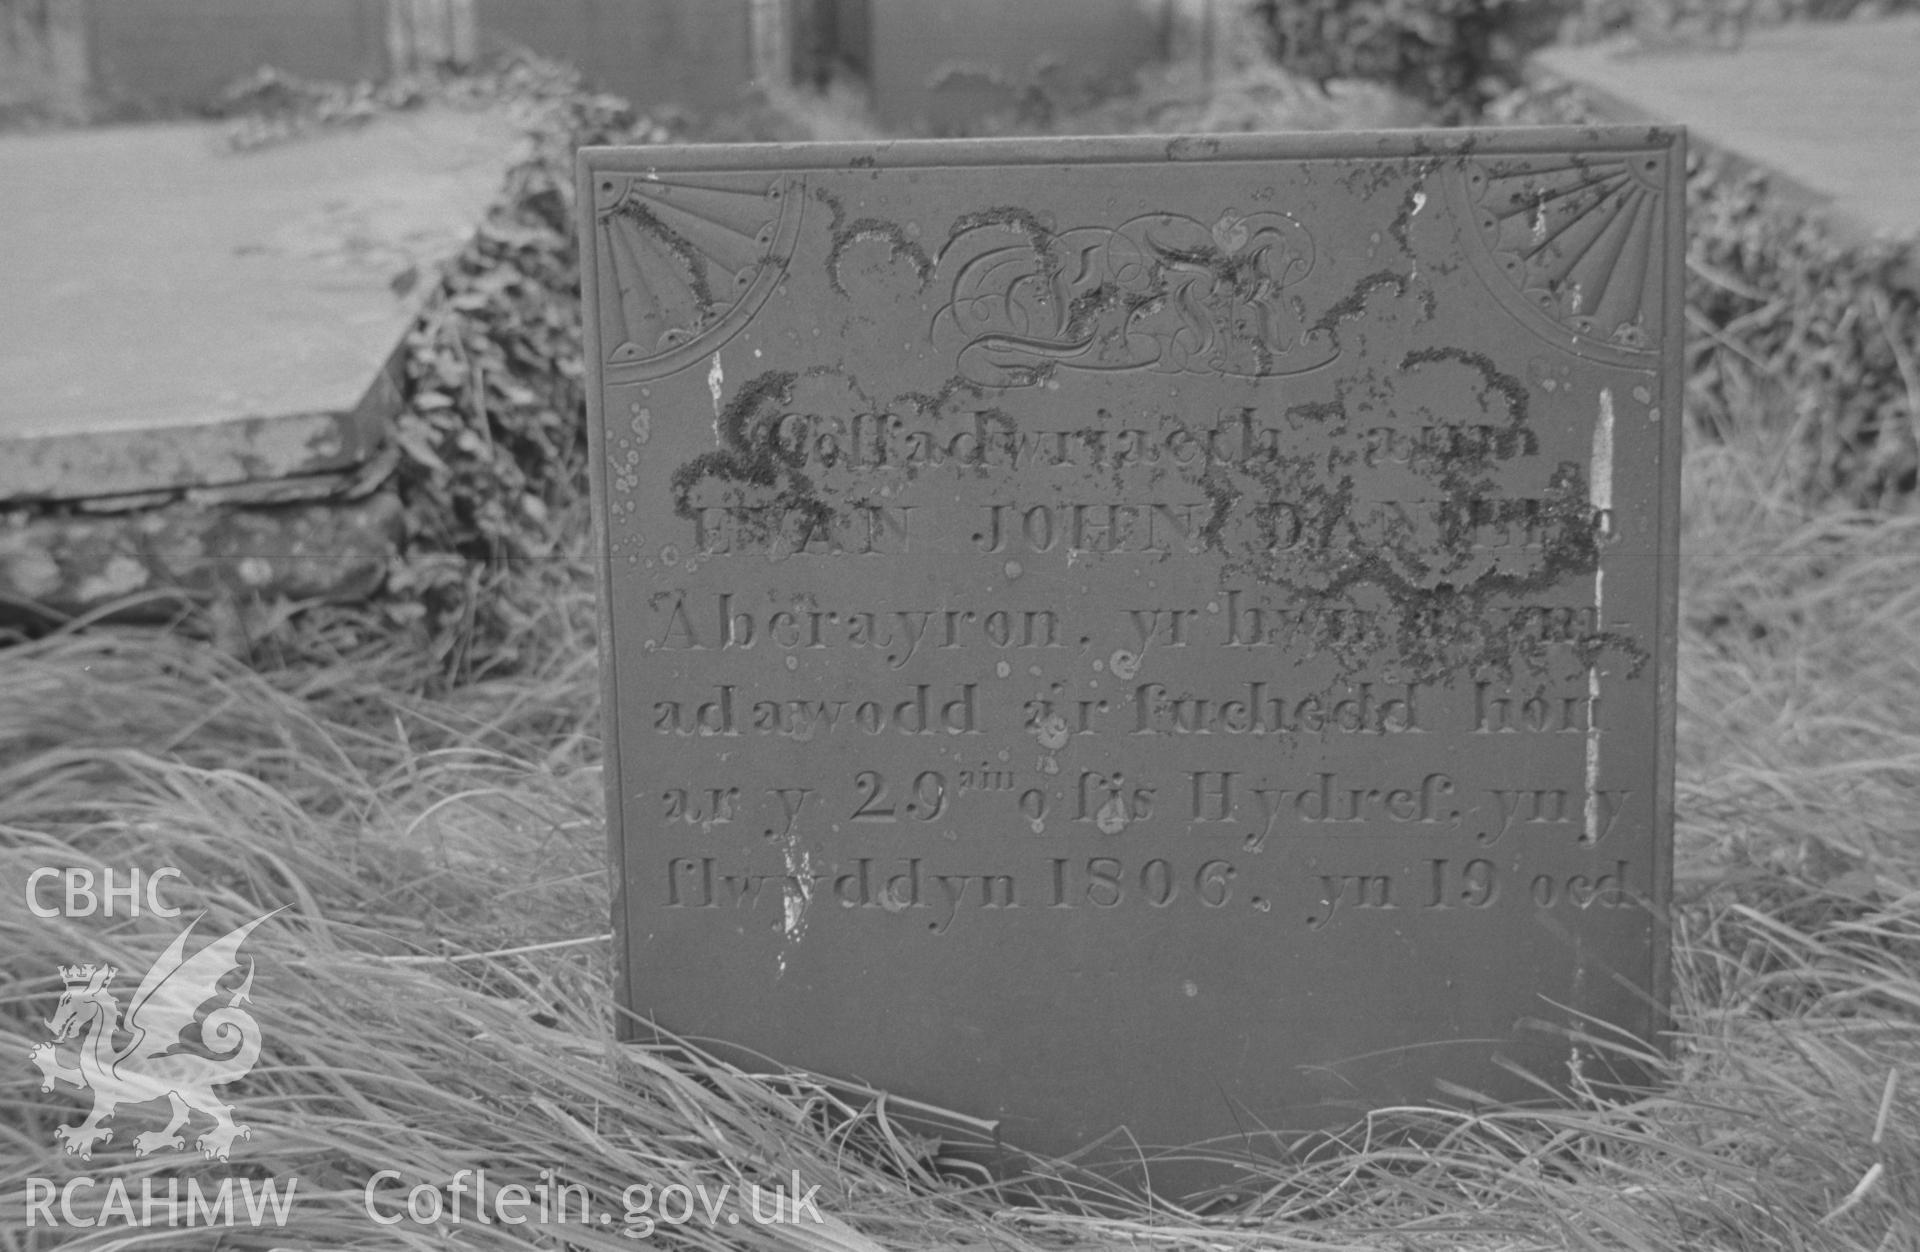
[580,129,1681,1193]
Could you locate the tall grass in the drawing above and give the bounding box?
[3,422,1916,1249]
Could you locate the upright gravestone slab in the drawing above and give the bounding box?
[580,129,1681,1191]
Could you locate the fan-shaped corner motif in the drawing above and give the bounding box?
[1445,151,1670,366]
[594,172,803,380]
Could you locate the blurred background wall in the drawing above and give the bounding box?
[813,0,1172,134]
[0,0,1199,127]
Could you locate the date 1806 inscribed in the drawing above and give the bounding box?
[579,129,1681,1189]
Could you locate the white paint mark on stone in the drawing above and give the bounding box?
[1585,387,1615,843]
[1591,387,1615,517]
[1584,587,1604,842]
[778,843,813,976]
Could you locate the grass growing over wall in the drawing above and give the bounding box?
[4,420,1917,1249]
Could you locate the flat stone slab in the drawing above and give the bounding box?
[0,107,524,503]
[1532,17,1920,242]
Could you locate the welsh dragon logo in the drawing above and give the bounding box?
[28,910,279,1161]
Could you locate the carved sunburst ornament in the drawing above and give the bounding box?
[1446,151,1669,366]
[593,172,802,381]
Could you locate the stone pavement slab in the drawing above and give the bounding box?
[0,106,525,502]
[1532,16,1920,243]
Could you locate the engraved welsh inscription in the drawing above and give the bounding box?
[582,130,1681,1192]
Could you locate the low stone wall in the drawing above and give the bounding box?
[0,0,755,119]
[0,486,402,624]
[0,0,86,121]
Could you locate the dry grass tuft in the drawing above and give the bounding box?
[1679,419,1920,895]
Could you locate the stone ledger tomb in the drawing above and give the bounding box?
[580,129,1682,1189]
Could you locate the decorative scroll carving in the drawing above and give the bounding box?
[1447,152,1668,365]
[932,208,1336,387]
[594,173,802,381]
